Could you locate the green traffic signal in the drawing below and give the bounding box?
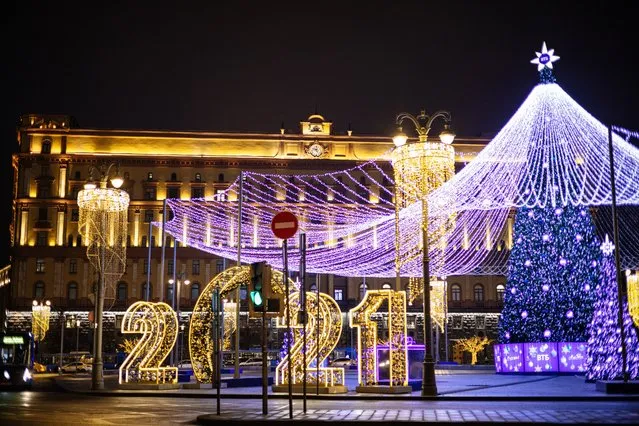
[250,290,263,307]
[250,261,265,309]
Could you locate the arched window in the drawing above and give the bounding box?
[41,140,51,154]
[195,173,202,182]
[171,172,177,181]
[218,173,224,183]
[381,282,392,289]
[309,283,317,292]
[359,283,368,300]
[76,235,82,247]
[167,283,174,304]
[117,282,128,301]
[496,284,505,302]
[190,282,200,301]
[67,234,74,247]
[68,282,78,300]
[359,176,367,185]
[141,282,152,300]
[34,281,45,299]
[141,236,148,247]
[451,284,461,301]
[474,284,484,302]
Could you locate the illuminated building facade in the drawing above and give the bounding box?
[5,113,507,363]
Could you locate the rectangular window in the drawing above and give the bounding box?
[144,187,156,200]
[167,187,180,199]
[476,316,485,330]
[216,260,224,273]
[38,186,49,198]
[69,258,78,274]
[168,260,174,275]
[36,232,47,246]
[36,258,45,273]
[215,189,227,202]
[333,288,344,301]
[144,210,154,223]
[452,316,463,330]
[71,209,79,222]
[38,208,48,221]
[192,259,200,275]
[143,259,151,275]
[191,187,204,199]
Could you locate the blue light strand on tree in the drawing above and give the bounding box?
[498,204,599,343]
[585,254,639,381]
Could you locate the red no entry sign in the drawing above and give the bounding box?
[271,211,299,240]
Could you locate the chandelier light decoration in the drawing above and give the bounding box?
[78,177,129,308]
[158,46,639,277]
[31,300,51,342]
[119,301,178,384]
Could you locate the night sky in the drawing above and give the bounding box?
[3,1,638,263]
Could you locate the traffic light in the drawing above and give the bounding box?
[249,261,270,317]
[250,261,265,309]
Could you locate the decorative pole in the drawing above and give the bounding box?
[78,162,128,391]
[392,110,456,396]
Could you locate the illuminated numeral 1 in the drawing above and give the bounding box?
[349,290,408,386]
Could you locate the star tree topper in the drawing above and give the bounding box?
[531,42,560,71]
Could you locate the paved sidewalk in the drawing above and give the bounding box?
[197,406,639,425]
[51,370,639,400]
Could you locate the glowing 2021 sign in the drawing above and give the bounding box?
[119,301,178,384]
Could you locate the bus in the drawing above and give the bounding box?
[0,332,35,389]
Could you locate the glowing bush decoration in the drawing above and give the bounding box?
[275,291,344,387]
[189,266,292,383]
[350,290,408,386]
[119,302,178,384]
[222,302,237,351]
[585,255,639,381]
[498,204,599,343]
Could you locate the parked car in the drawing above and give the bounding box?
[33,362,47,373]
[177,359,192,369]
[329,357,356,367]
[60,362,92,373]
[239,358,263,366]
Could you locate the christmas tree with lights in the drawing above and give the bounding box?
[498,204,600,343]
[585,251,639,381]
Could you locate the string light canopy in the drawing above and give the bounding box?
[159,43,639,277]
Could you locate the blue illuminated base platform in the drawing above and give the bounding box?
[494,341,588,374]
[596,380,639,394]
[272,383,347,394]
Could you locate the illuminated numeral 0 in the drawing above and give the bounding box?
[349,290,408,386]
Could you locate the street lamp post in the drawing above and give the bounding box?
[169,273,190,364]
[78,162,128,391]
[391,109,456,396]
[76,319,81,352]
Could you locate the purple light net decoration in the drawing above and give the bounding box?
[158,82,639,277]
